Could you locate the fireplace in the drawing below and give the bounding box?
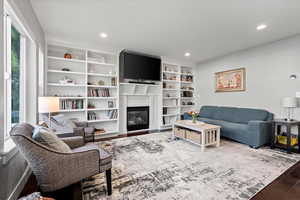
[127,106,149,131]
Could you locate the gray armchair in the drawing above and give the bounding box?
[10,123,112,196]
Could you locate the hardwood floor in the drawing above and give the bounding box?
[250,160,300,200]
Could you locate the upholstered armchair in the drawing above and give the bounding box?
[10,123,112,196]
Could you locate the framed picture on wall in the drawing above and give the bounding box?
[215,68,246,92]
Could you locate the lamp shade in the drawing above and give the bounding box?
[38,97,59,113]
[281,97,298,108]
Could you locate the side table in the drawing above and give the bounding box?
[271,119,300,154]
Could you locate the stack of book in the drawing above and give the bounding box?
[88,88,110,97]
[107,110,118,119]
[88,112,97,120]
[60,99,84,110]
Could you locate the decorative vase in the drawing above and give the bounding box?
[192,116,196,123]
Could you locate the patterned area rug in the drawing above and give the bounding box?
[82,132,300,200]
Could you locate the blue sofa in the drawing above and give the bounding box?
[183,106,274,148]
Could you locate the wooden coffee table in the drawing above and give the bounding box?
[173,120,221,152]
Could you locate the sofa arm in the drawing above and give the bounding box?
[61,136,84,149]
[73,121,88,128]
[73,127,84,136]
[183,112,192,120]
[248,120,273,147]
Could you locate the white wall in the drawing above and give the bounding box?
[195,35,300,119]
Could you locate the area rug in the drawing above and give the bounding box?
[82,132,300,200]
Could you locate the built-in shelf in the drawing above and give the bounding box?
[163,88,178,91]
[181,73,193,76]
[181,105,194,107]
[181,97,194,99]
[161,62,194,129]
[163,79,180,83]
[48,83,86,87]
[58,97,85,99]
[181,81,193,84]
[87,73,117,77]
[87,85,117,88]
[163,97,179,99]
[163,71,179,75]
[87,97,117,100]
[59,109,85,112]
[48,70,85,75]
[47,43,119,136]
[87,108,118,111]
[48,56,85,63]
[87,60,115,66]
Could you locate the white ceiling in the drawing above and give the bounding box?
[30,0,300,64]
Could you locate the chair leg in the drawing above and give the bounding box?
[106,169,112,196]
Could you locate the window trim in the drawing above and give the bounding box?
[3,2,28,139]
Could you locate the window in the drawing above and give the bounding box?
[4,7,26,138]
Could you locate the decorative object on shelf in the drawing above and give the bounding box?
[163,82,166,88]
[38,97,59,128]
[59,76,75,84]
[111,77,116,86]
[215,68,245,92]
[88,103,96,109]
[97,80,105,85]
[281,97,298,121]
[64,52,72,59]
[61,68,70,71]
[108,101,114,108]
[88,112,97,120]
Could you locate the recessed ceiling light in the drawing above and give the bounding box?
[256,24,267,31]
[184,52,191,57]
[99,32,108,38]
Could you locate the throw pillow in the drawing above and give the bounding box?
[32,126,72,153]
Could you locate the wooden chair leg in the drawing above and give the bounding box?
[106,169,112,196]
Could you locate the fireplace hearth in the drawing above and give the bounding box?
[127,106,149,131]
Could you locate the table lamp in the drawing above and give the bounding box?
[281,97,298,121]
[38,97,59,128]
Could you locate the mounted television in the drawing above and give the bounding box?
[119,50,161,82]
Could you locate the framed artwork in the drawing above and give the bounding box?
[215,68,245,92]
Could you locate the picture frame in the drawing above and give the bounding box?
[215,68,246,92]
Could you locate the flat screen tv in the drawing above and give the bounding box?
[120,50,161,82]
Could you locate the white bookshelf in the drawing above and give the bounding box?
[46,43,119,137]
[160,63,195,129]
[180,66,195,116]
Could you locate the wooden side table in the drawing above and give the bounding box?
[271,119,300,154]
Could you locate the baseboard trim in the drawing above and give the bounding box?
[7,165,32,200]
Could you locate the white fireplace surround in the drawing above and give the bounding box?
[119,94,161,134]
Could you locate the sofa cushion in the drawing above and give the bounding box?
[32,126,72,153]
[232,108,269,124]
[199,106,219,119]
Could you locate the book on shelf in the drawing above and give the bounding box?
[60,99,84,110]
[107,110,118,119]
[88,112,97,120]
[88,88,110,97]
